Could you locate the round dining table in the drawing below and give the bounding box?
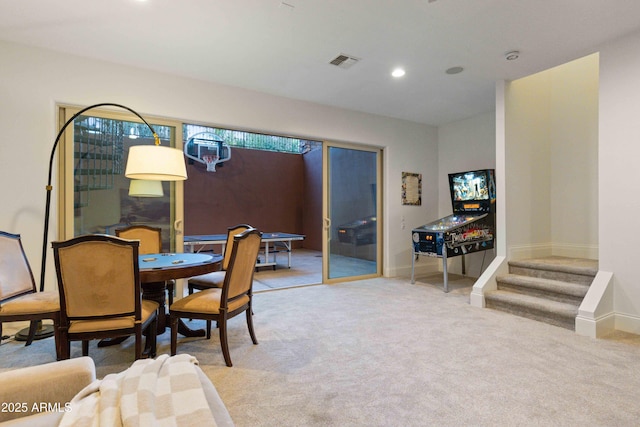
[139,252,222,336]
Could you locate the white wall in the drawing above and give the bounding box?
[599,30,640,332]
[0,40,437,288]
[504,54,599,260]
[549,55,599,258]
[437,112,496,277]
[505,71,553,258]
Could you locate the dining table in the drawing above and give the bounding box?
[138,252,222,336]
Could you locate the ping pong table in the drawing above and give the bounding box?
[184,232,305,270]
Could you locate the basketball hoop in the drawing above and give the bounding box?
[184,133,231,172]
[202,154,218,172]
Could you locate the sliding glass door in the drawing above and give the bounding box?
[58,106,184,252]
[323,142,382,282]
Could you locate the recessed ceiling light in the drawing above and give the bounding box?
[391,68,406,78]
[445,66,464,75]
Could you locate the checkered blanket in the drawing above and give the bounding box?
[60,354,217,427]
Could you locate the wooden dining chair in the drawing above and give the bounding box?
[170,228,262,367]
[52,234,158,360]
[115,225,176,306]
[187,224,252,295]
[115,225,162,255]
[0,231,61,359]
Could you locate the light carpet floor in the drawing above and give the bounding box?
[2,277,640,426]
[253,249,322,291]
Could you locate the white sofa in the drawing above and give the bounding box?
[0,357,233,426]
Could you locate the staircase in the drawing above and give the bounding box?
[485,256,598,330]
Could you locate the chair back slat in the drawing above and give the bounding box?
[53,236,140,321]
[223,229,262,303]
[0,231,37,302]
[116,225,161,255]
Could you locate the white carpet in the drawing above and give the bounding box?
[2,277,640,426]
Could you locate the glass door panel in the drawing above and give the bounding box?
[60,107,183,252]
[323,144,381,282]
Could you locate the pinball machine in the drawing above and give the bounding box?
[411,169,496,292]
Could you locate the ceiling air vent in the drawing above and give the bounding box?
[329,54,360,69]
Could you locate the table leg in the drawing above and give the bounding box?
[264,242,273,270]
[142,281,169,333]
[142,281,205,337]
[177,319,205,337]
[284,241,292,268]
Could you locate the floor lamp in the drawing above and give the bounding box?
[16,102,187,343]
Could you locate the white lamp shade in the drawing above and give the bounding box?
[125,145,187,181]
[128,179,164,197]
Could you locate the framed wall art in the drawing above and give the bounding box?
[402,172,422,206]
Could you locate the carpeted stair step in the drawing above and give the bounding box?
[496,274,589,305]
[508,256,597,286]
[485,289,577,330]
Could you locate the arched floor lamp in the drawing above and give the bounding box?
[16,102,187,343]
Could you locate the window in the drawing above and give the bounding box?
[183,124,321,154]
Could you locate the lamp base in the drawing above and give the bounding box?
[14,323,55,342]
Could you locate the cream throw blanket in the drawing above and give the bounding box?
[60,354,217,427]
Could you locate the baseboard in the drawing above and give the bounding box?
[391,255,439,279]
[614,312,640,335]
[508,243,552,260]
[508,242,598,261]
[576,312,640,338]
[551,243,598,260]
[576,312,616,338]
[508,242,598,260]
[574,270,640,338]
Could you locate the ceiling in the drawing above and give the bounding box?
[2,0,640,126]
